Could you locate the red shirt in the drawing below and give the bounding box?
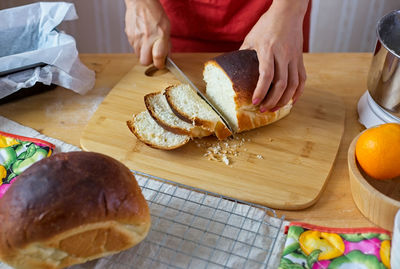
[160,0,311,52]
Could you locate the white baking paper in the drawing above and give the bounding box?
[0,2,95,99]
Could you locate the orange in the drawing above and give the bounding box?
[355,123,400,180]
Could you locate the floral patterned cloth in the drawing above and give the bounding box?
[279,222,392,269]
[0,131,54,198]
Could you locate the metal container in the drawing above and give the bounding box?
[367,9,400,118]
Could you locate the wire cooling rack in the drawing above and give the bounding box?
[72,171,287,269]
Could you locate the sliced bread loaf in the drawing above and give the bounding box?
[203,49,292,133]
[127,111,190,150]
[164,84,232,140]
[144,91,212,138]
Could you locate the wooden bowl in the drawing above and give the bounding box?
[348,133,400,231]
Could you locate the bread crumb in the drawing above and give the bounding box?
[200,135,252,165]
[222,155,230,165]
[256,154,264,160]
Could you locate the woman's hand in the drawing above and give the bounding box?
[125,0,170,69]
[241,0,309,112]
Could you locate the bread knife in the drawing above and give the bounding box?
[165,57,234,134]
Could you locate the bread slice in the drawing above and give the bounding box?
[144,91,212,138]
[164,84,232,140]
[127,111,190,150]
[203,49,292,133]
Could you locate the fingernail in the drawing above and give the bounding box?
[270,106,280,112]
[260,107,267,113]
[252,98,260,105]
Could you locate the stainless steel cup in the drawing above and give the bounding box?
[367,9,400,118]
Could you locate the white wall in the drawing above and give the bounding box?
[310,0,400,52]
[1,0,400,53]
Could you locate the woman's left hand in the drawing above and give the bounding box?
[241,0,309,113]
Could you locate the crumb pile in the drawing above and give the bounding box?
[194,135,254,165]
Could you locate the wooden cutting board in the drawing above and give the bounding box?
[80,54,345,210]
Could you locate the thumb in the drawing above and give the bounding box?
[152,38,170,69]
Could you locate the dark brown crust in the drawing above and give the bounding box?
[0,151,150,253]
[207,49,260,108]
[204,50,292,133]
[127,117,189,150]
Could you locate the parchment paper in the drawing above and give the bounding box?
[0,2,95,99]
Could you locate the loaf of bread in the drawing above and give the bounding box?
[127,110,190,150]
[203,49,293,133]
[144,90,212,138]
[164,84,232,140]
[0,151,151,269]
[127,50,293,149]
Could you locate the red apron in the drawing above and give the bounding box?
[160,0,311,53]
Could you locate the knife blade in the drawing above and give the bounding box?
[165,57,234,134]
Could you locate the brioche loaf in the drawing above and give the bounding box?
[127,50,293,149]
[144,91,212,138]
[0,151,151,269]
[127,110,190,150]
[164,84,232,140]
[203,49,293,133]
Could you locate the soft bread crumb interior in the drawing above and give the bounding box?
[169,84,220,122]
[203,64,238,131]
[134,111,188,147]
[16,221,149,267]
[149,93,193,131]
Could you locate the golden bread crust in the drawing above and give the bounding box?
[236,102,292,132]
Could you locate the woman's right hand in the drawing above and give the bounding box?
[125,0,171,69]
